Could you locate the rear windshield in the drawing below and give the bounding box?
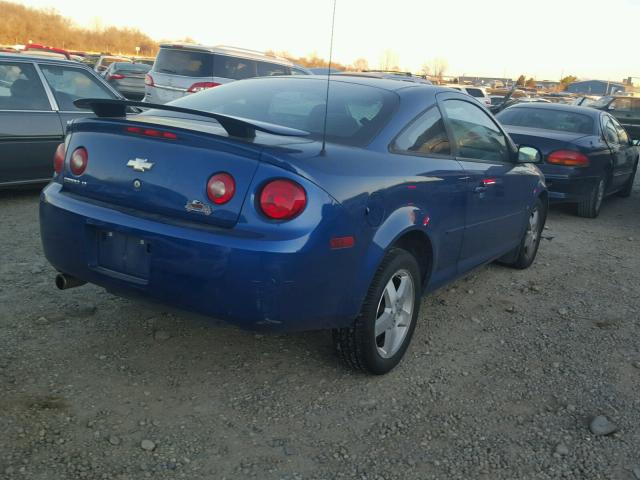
[154,48,214,77]
[466,88,485,98]
[497,107,594,135]
[102,57,130,67]
[158,77,398,146]
[115,63,151,73]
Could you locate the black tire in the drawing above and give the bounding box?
[577,176,605,218]
[333,248,421,375]
[499,197,546,270]
[617,160,637,198]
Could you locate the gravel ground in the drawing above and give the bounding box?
[1,179,639,480]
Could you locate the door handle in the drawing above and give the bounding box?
[473,178,496,193]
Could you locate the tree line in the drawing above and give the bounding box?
[0,1,158,56]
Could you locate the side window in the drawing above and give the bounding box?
[39,65,115,111]
[611,98,631,112]
[632,98,640,112]
[602,116,619,145]
[610,116,629,144]
[391,106,451,156]
[0,62,50,111]
[214,56,257,80]
[256,62,290,77]
[443,99,509,162]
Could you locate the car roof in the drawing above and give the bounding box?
[504,101,602,118]
[158,43,293,66]
[336,71,430,84]
[0,53,93,68]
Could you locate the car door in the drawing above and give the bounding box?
[0,60,63,184]
[38,63,121,130]
[388,104,467,289]
[606,114,636,189]
[439,94,531,272]
[601,114,632,191]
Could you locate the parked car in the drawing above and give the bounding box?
[590,95,640,140]
[41,76,547,374]
[144,44,296,104]
[497,103,638,217]
[444,85,491,107]
[103,62,151,100]
[337,70,432,84]
[94,55,131,75]
[0,54,123,187]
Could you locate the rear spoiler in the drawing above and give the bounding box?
[73,98,310,139]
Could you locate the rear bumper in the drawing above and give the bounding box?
[39,183,361,332]
[542,172,599,204]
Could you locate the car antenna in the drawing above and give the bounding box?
[320,0,338,155]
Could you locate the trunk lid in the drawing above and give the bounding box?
[62,116,263,228]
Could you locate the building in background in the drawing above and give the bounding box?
[566,80,625,96]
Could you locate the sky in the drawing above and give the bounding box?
[14,0,640,81]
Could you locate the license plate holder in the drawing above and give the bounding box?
[97,230,151,280]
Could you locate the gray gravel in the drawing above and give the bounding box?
[1,177,639,479]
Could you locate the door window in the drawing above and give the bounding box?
[610,116,630,144]
[391,106,451,156]
[602,116,620,145]
[443,99,509,162]
[39,65,116,111]
[0,62,51,111]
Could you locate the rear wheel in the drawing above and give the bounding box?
[333,248,421,375]
[577,176,605,218]
[617,160,637,198]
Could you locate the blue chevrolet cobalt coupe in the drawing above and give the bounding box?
[40,76,547,374]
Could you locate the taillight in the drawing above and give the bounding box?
[187,82,221,93]
[547,150,589,167]
[259,179,307,220]
[207,173,235,204]
[144,74,154,86]
[125,126,177,140]
[69,147,88,176]
[108,73,125,80]
[53,143,65,174]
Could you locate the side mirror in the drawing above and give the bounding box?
[517,146,541,163]
[632,139,640,146]
[608,104,616,111]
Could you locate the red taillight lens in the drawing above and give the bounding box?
[53,143,65,174]
[207,173,235,204]
[69,147,88,176]
[125,126,177,140]
[144,74,154,86]
[187,82,221,93]
[259,179,307,220]
[108,73,125,80]
[547,150,589,166]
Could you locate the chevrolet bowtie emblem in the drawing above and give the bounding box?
[127,158,154,172]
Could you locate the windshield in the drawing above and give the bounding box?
[161,77,398,146]
[497,107,595,135]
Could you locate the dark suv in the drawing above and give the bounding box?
[591,96,640,140]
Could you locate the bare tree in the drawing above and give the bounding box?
[352,58,369,72]
[379,49,400,71]
[428,58,448,82]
